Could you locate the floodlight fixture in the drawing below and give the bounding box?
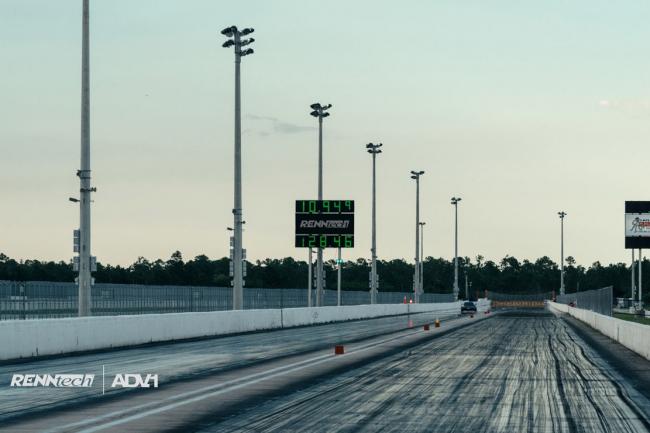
[221,26,237,36]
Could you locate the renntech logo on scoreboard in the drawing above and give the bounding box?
[295,200,354,248]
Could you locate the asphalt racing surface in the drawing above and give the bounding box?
[0,308,458,429]
[205,311,650,433]
[3,310,650,432]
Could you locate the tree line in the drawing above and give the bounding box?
[0,252,646,301]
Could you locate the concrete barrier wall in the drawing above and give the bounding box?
[547,301,650,361]
[0,302,461,361]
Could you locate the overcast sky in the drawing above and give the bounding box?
[2,0,650,267]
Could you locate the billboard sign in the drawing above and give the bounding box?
[625,201,650,248]
[295,200,354,248]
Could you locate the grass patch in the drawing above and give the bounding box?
[614,313,650,326]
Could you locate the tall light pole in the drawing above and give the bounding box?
[222,25,255,310]
[367,143,382,304]
[558,211,567,296]
[310,103,332,307]
[451,197,462,301]
[411,171,424,302]
[76,0,95,317]
[419,221,426,296]
[464,270,469,300]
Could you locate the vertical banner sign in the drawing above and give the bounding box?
[295,200,354,248]
[625,201,650,248]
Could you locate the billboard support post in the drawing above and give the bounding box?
[639,248,643,310]
[625,201,650,309]
[632,249,636,302]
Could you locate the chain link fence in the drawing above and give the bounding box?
[556,286,613,316]
[0,281,454,320]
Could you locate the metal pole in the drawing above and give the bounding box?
[560,216,565,295]
[316,116,324,307]
[231,32,245,310]
[78,0,92,317]
[632,249,636,302]
[337,247,341,306]
[370,151,378,304]
[414,177,420,303]
[639,248,643,310]
[465,270,468,300]
[308,248,312,307]
[420,223,424,296]
[453,202,459,300]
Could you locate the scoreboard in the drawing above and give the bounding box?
[295,200,354,248]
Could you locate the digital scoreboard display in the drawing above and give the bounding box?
[295,200,354,248]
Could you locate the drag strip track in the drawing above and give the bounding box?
[0,312,488,433]
[205,311,650,433]
[0,309,457,423]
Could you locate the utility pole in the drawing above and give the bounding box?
[222,25,255,310]
[558,211,567,296]
[76,0,94,317]
[310,103,332,307]
[451,197,462,301]
[367,143,382,304]
[410,171,424,302]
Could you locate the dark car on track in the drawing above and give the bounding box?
[461,301,477,314]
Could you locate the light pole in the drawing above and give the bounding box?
[420,221,426,297]
[75,0,95,317]
[451,197,462,301]
[222,25,255,310]
[465,270,468,300]
[558,211,567,296]
[310,103,332,307]
[411,171,424,302]
[367,143,382,304]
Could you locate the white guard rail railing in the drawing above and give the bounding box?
[0,302,462,361]
[547,301,650,361]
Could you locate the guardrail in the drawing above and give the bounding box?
[547,301,650,361]
[0,302,462,361]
